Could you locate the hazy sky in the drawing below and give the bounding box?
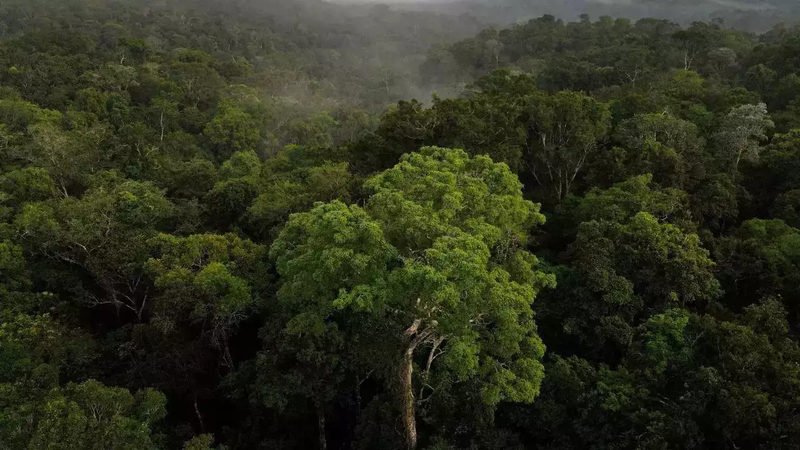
[327,0,452,4]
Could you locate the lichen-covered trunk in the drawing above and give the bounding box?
[400,349,417,449]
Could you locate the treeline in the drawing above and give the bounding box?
[412,0,800,33]
[3,1,800,449]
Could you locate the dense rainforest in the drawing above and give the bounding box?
[4,0,800,449]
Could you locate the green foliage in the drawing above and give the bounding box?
[3,379,167,450]
[0,167,55,208]
[541,176,718,360]
[269,147,554,446]
[0,303,166,450]
[610,113,707,189]
[771,189,800,227]
[219,150,261,181]
[245,145,354,239]
[716,103,774,172]
[589,306,800,448]
[3,3,800,448]
[204,101,261,161]
[146,232,266,367]
[715,219,800,317]
[513,303,800,449]
[147,233,264,321]
[757,128,800,199]
[0,241,30,295]
[183,434,218,450]
[525,90,612,200]
[559,174,693,231]
[14,176,174,317]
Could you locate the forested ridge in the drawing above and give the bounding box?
[3,0,800,449]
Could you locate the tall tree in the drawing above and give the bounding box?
[269,147,555,449]
[715,103,774,173]
[525,91,611,201]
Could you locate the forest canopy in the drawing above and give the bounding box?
[3,0,800,449]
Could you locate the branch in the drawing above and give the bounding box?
[523,160,542,186]
[418,336,446,400]
[404,318,422,338]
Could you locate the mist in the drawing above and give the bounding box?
[325,0,797,31]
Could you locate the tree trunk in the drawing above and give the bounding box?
[193,392,205,433]
[314,398,327,450]
[400,349,417,449]
[734,147,743,174]
[355,375,364,413]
